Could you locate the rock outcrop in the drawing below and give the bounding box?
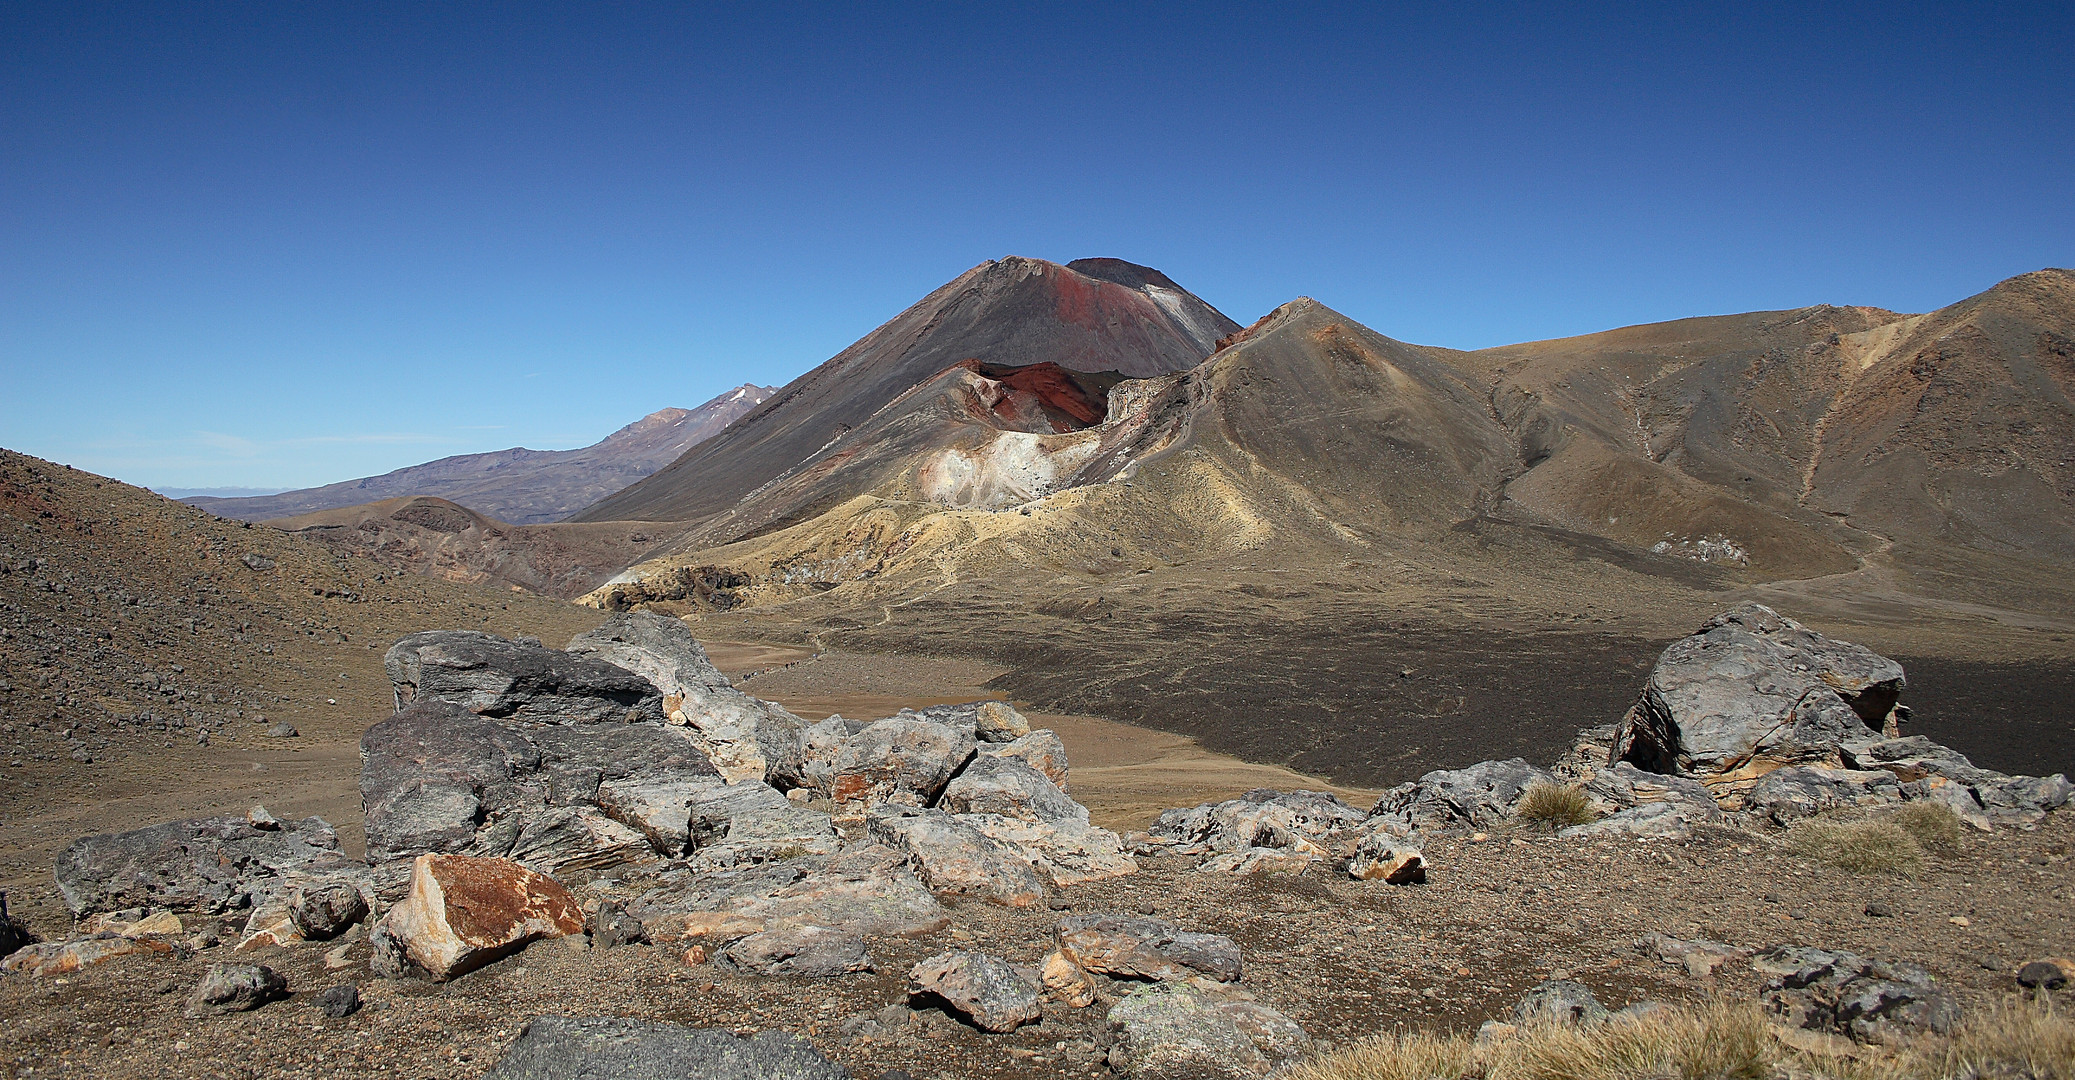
[360,698,720,874]
[54,814,354,918]
[385,630,666,722]
[564,613,807,785]
[1105,980,1310,1080]
[1610,604,1901,780]
[1369,759,1558,830]
[1755,946,1960,1044]
[628,845,950,942]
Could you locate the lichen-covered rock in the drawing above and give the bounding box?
[1105,980,1309,1079]
[1346,823,1425,883]
[723,925,870,978]
[962,814,1138,887]
[1511,980,1608,1027]
[1368,760,1557,830]
[865,806,1048,907]
[1056,914,1242,983]
[682,781,838,867]
[814,719,975,812]
[984,729,1070,787]
[1610,604,1902,778]
[385,630,666,723]
[0,935,169,977]
[565,613,808,785]
[368,854,583,981]
[908,950,1042,1032]
[1042,949,1097,1007]
[184,963,288,1016]
[939,754,1085,823]
[53,814,352,918]
[359,698,719,874]
[482,1016,849,1080]
[1151,789,1366,866]
[628,844,949,941]
[1755,946,1960,1045]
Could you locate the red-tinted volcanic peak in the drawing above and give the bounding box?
[572,257,1239,527]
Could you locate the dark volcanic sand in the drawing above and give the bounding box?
[1893,655,2075,779]
[960,622,2071,789]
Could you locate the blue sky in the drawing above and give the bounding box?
[3,2,2070,491]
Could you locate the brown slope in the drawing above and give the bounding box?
[188,384,775,526]
[1808,268,2075,557]
[0,447,612,931]
[570,257,1239,531]
[265,496,676,600]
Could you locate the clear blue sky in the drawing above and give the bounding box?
[4,2,2070,491]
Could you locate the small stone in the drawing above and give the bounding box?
[1864,902,1893,917]
[587,900,648,949]
[318,983,360,1018]
[1042,950,1096,1008]
[184,963,288,1016]
[724,925,870,978]
[2017,959,2075,990]
[1950,917,1971,927]
[1512,980,1608,1027]
[266,723,298,738]
[247,805,281,830]
[682,945,709,965]
[289,881,369,941]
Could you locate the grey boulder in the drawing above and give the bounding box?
[724,925,870,978]
[1610,604,1901,778]
[1756,946,1960,1044]
[1512,980,1609,1027]
[360,698,719,874]
[812,718,975,812]
[184,963,288,1017]
[386,630,665,723]
[1105,980,1309,1080]
[566,613,808,785]
[482,1016,851,1080]
[939,753,1086,823]
[54,814,351,918]
[908,950,1041,1032]
[1368,759,1557,830]
[1150,789,1367,865]
[865,806,1049,907]
[1055,913,1242,983]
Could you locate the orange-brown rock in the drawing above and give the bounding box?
[369,854,583,981]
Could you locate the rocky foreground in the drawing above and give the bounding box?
[3,604,2072,1079]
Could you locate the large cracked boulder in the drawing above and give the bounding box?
[1610,604,1902,779]
[1755,946,1959,1045]
[809,718,975,812]
[386,630,666,723]
[483,1016,850,1080]
[360,698,721,874]
[54,814,354,918]
[865,806,1050,907]
[369,854,583,981]
[1105,980,1310,1080]
[983,729,1070,787]
[939,753,1086,823]
[1368,759,1557,830]
[909,951,1042,1032]
[565,613,808,785]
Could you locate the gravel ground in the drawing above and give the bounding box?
[5,811,2069,1079]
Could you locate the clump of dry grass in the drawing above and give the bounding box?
[1286,997,2075,1080]
[1285,1000,1769,1080]
[1886,801,1965,850]
[1787,817,1925,874]
[1516,783,1596,829]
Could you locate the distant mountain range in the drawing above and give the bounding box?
[184,385,775,526]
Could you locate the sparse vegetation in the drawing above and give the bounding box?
[1887,801,1965,850]
[1286,998,2075,1080]
[1516,782,1596,829]
[1787,817,1925,874]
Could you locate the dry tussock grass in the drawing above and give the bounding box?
[1286,998,2075,1080]
[1787,817,1925,874]
[1516,783,1596,829]
[1886,801,1965,850]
